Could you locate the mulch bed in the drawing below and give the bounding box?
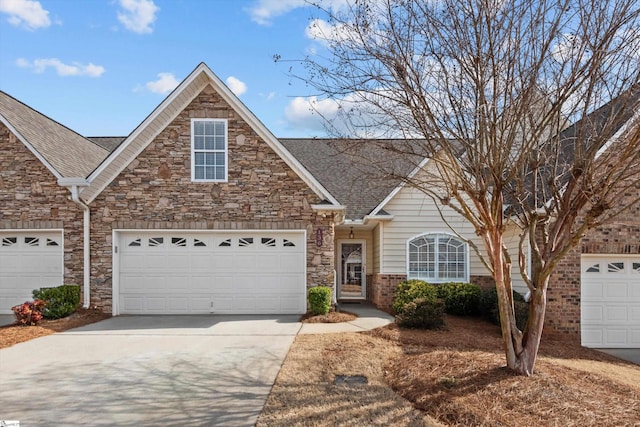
[300,311,357,323]
[0,307,111,349]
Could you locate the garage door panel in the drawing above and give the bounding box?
[118,231,306,314]
[581,256,640,348]
[582,304,603,322]
[0,231,63,313]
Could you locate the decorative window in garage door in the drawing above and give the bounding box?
[633,262,640,272]
[607,262,624,272]
[172,237,187,247]
[148,237,164,247]
[2,237,17,246]
[283,239,296,247]
[128,238,142,247]
[239,237,254,247]
[585,263,600,273]
[261,237,276,247]
[47,238,59,246]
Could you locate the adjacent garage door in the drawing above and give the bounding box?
[116,231,307,315]
[581,255,640,348]
[0,231,63,314]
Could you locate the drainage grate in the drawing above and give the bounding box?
[334,375,368,386]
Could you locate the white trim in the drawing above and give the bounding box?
[111,228,308,316]
[378,222,385,273]
[0,115,63,180]
[595,109,640,159]
[337,239,367,300]
[405,231,470,283]
[369,157,431,216]
[85,63,341,207]
[190,118,229,182]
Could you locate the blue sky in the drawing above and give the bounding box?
[0,0,345,138]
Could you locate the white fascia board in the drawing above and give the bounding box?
[58,178,89,187]
[595,109,640,159]
[0,114,63,180]
[311,204,346,211]
[83,66,210,203]
[369,156,432,216]
[198,66,341,206]
[362,214,394,224]
[84,63,341,206]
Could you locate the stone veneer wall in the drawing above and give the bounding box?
[0,124,85,292]
[88,86,335,311]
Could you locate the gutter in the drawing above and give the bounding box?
[58,178,91,309]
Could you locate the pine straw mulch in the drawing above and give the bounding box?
[0,307,111,349]
[300,310,358,323]
[260,315,640,427]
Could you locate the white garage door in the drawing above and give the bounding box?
[0,231,63,314]
[116,231,307,315]
[581,255,640,348]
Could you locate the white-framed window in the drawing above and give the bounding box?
[407,233,468,282]
[191,118,228,182]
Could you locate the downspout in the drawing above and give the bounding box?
[59,179,91,309]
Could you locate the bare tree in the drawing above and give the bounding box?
[294,0,640,375]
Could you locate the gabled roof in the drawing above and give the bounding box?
[87,136,126,152]
[280,139,422,220]
[0,91,109,179]
[81,63,341,206]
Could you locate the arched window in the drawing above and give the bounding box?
[407,233,468,282]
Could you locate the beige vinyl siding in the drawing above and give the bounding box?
[381,182,528,292]
[382,183,481,275]
[372,224,381,274]
[503,223,529,296]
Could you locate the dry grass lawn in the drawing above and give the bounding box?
[259,315,640,427]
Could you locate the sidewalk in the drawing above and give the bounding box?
[298,302,394,334]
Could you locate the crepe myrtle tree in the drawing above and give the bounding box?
[288,0,640,375]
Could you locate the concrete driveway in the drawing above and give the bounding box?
[0,315,301,426]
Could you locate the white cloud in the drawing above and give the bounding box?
[306,18,353,46]
[117,0,158,34]
[285,96,341,132]
[16,58,105,77]
[225,76,247,96]
[246,0,306,26]
[145,72,179,94]
[246,0,349,26]
[0,0,50,30]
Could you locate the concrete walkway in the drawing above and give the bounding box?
[299,302,394,334]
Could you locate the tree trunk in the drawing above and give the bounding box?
[513,282,548,376]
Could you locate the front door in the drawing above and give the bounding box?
[339,241,366,299]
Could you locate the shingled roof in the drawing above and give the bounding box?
[280,138,423,220]
[0,91,109,178]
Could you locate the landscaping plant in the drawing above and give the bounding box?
[33,284,81,319]
[11,300,46,325]
[308,286,332,315]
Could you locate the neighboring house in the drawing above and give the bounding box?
[0,63,638,349]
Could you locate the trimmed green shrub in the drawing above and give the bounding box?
[12,300,46,325]
[395,298,445,329]
[33,284,81,320]
[479,287,528,329]
[308,286,332,315]
[435,282,482,316]
[392,279,438,314]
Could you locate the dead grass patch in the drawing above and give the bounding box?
[262,315,640,426]
[0,307,110,349]
[257,333,443,426]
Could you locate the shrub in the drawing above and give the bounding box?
[435,282,482,316]
[392,279,438,314]
[395,298,445,329]
[33,284,81,320]
[12,300,46,325]
[308,286,332,315]
[479,287,528,328]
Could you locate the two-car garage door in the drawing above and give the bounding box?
[581,255,640,348]
[116,231,307,315]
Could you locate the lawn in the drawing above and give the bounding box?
[258,315,640,426]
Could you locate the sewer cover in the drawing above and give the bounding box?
[334,375,368,385]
